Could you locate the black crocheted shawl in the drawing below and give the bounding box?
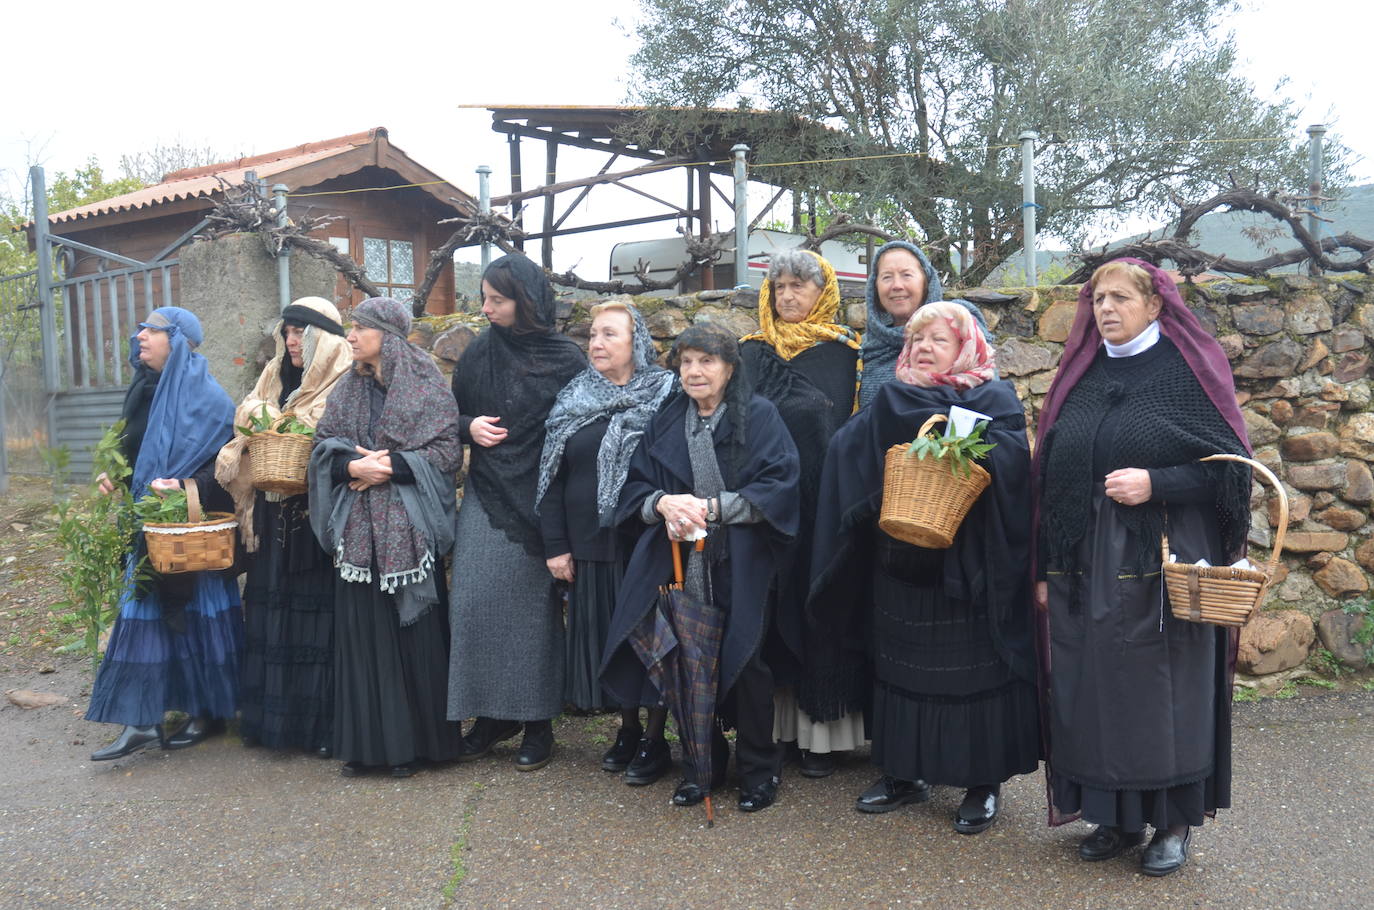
[1038,338,1251,576]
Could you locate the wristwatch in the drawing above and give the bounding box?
[706,497,719,523]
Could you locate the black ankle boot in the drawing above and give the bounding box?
[601,725,641,772]
[458,717,522,762]
[165,716,226,750]
[515,720,554,771]
[91,724,164,761]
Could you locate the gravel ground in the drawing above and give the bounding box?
[2,658,1371,909]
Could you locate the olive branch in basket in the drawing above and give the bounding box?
[903,418,996,478]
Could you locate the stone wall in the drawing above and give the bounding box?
[415,274,1374,676]
[181,233,339,401]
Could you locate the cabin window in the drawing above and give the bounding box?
[363,237,415,300]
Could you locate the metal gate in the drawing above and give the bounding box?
[21,166,205,479]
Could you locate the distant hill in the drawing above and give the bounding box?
[990,183,1374,283]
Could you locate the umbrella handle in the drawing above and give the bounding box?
[670,534,684,584]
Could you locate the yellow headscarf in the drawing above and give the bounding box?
[741,250,862,362]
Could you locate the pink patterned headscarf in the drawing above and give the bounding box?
[894,300,997,389]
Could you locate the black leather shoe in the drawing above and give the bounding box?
[854,776,933,814]
[515,720,554,771]
[1078,825,1147,861]
[340,761,369,778]
[163,717,225,750]
[953,784,1001,835]
[799,750,836,779]
[601,726,642,772]
[671,771,727,807]
[390,762,418,779]
[315,745,333,759]
[1140,828,1190,877]
[623,737,673,786]
[90,724,164,761]
[738,776,780,813]
[457,717,522,762]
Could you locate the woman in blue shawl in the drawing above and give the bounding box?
[86,307,242,761]
[859,241,991,408]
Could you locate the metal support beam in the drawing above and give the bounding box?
[749,186,788,231]
[1019,130,1039,286]
[551,154,619,232]
[1307,123,1327,277]
[542,139,558,268]
[273,184,290,311]
[732,144,750,287]
[609,179,689,215]
[150,216,212,263]
[519,212,686,241]
[477,165,493,272]
[46,234,146,268]
[31,167,60,411]
[698,165,714,291]
[507,132,524,250]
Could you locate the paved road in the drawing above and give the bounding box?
[2,659,1370,909]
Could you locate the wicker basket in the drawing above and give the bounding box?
[246,429,313,496]
[878,414,992,549]
[143,478,238,574]
[1163,454,1287,628]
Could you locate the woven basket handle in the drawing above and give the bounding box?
[1160,453,1287,577]
[1202,453,1287,576]
[184,477,204,523]
[916,413,947,439]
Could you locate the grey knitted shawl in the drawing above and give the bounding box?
[535,303,676,524]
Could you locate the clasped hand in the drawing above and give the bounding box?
[657,493,708,541]
[1104,468,1151,506]
[348,446,392,491]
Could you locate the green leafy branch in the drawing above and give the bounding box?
[236,402,315,438]
[903,420,996,478]
[51,421,145,663]
[133,489,190,524]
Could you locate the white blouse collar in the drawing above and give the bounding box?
[1104,320,1161,358]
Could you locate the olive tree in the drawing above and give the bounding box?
[624,0,1348,284]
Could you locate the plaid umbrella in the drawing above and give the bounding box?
[628,533,725,826]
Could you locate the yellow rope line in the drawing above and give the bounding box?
[284,136,1291,198]
[287,180,451,198]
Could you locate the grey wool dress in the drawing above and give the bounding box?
[448,486,565,721]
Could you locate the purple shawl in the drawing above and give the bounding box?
[1030,258,1248,826]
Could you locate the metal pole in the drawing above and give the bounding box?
[0,360,9,493]
[1019,131,1039,286]
[273,184,290,311]
[732,143,750,288]
[477,165,493,273]
[31,166,60,458]
[1306,123,1327,277]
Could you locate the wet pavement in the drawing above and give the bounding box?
[2,659,1370,909]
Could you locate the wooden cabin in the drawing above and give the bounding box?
[40,127,472,314]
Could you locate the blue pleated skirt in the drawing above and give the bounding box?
[85,559,243,727]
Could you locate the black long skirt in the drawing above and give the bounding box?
[870,537,1040,789]
[333,576,463,768]
[1045,487,1231,832]
[239,496,334,751]
[565,558,625,711]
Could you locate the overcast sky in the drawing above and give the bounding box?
[4,0,1365,274]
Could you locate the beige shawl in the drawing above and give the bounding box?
[215,297,353,551]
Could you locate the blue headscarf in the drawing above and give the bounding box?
[859,241,991,408]
[128,306,235,496]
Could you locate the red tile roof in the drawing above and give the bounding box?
[44,127,470,226]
